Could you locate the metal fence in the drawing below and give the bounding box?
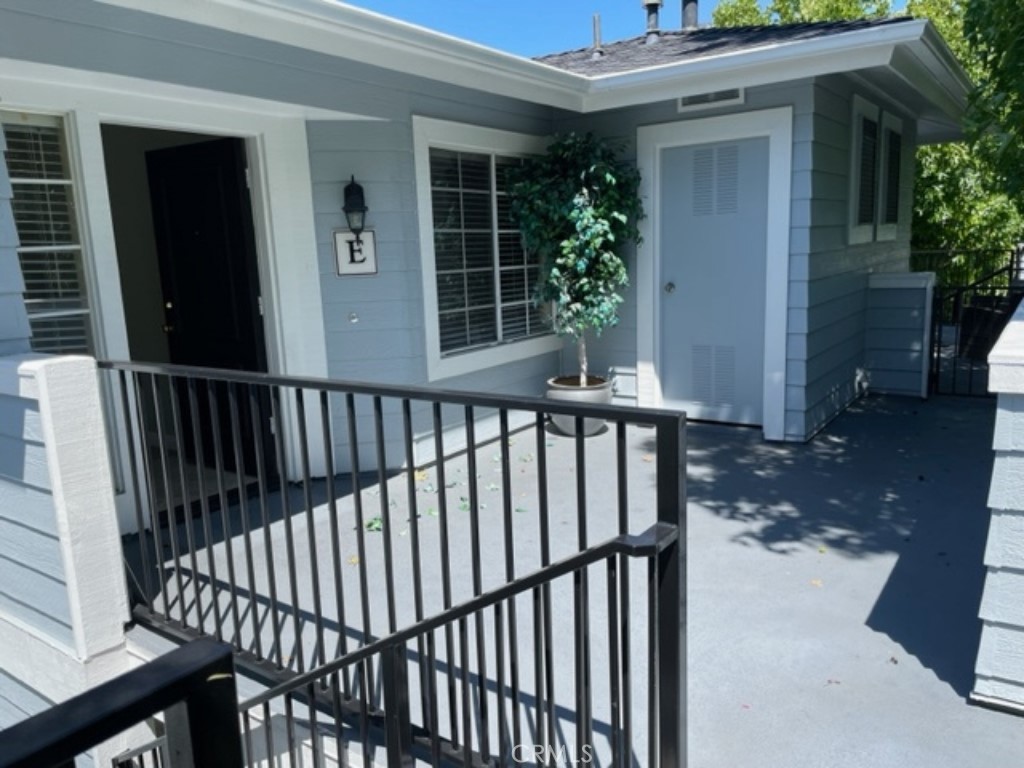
[99,360,686,767]
[922,251,1024,396]
[0,638,241,768]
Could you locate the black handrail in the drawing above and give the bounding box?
[97,359,681,425]
[0,638,241,768]
[240,522,677,711]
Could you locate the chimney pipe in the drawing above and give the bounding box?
[644,0,663,44]
[592,13,604,59]
[682,0,698,30]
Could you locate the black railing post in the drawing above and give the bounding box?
[382,643,414,768]
[164,647,243,768]
[655,414,687,768]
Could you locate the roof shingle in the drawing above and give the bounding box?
[535,17,915,76]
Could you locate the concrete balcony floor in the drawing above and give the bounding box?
[130,392,1020,767]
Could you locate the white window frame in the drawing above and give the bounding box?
[876,111,903,242]
[413,116,558,382]
[1,109,94,355]
[849,95,881,245]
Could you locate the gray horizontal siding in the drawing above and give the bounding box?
[791,74,918,439]
[975,384,1024,708]
[0,124,30,354]
[0,383,71,647]
[0,667,50,730]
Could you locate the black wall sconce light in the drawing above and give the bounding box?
[342,175,368,243]
[335,175,377,276]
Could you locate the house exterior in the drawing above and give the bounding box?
[0,0,970,748]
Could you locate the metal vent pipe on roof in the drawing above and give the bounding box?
[644,0,663,44]
[683,0,698,30]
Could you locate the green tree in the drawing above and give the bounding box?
[711,0,1023,259]
[908,0,1021,253]
[965,0,1024,200]
[712,0,889,25]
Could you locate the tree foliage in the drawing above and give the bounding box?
[711,0,889,26]
[711,0,1023,255]
[507,133,643,383]
[907,0,1021,252]
[965,0,1024,201]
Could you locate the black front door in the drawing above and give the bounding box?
[147,137,265,372]
[147,137,268,476]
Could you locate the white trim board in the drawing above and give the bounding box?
[636,107,793,441]
[412,116,560,382]
[0,59,339,381]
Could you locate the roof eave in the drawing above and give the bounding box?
[93,0,588,111]
[574,19,961,113]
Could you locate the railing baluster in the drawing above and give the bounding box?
[115,370,153,610]
[262,700,275,768]
[149,374,186,626]
[535,412,556,762]
[574,428,593,754]
[464,406,490,761]
[499,409,522,752]
[607,554,622,766]
[226,381,261,659]
[166,374,204,634]
[374,395,399,636]
[249,382,283,668]
[295,389,327,669]
[270,386,304,673]
[347,393,375,694]
[321,391,350,692]
[401,399,430,734]
[617,421,633,761]
[186,378,222,643]
[207,380,243,649]
[284,691,298,766]
[432,401,459,750]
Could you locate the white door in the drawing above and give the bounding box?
[659,137,770,425]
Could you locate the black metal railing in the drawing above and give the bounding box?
[237,523,679,767]
[912,246,1023,288]
[0,638,241,768]
[99,360,686,766]
[929,263,1024,396]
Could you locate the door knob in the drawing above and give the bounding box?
[664,282,676,294]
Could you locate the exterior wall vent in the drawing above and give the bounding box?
[677,88,745,113]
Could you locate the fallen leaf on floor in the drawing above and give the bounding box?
[810,579,824,588]
[487,482,501,492]
[515,506,528,514]
[492,454,502,463]
[422,483,436,494]
[426,507,439,517]
[520,453,535,463]
[818,546,827,555]
[414,469,429,482]
[348,555,360,566]
[364,516,383,532]
[740,703,751,710]
[642,454,655,463]
[399,527,409,537]
[889,656,899,665]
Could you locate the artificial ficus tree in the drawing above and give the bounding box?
[507,133,643,386]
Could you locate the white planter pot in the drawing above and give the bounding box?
[546,375,613,436]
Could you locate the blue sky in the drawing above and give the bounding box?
[342,1,720,57]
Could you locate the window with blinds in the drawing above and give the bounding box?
[856,115,879,227]
[1,113,92,355]
[429,148,544,356]
[883,127,902,225]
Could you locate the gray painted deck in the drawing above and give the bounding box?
[131,393,1021,767]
